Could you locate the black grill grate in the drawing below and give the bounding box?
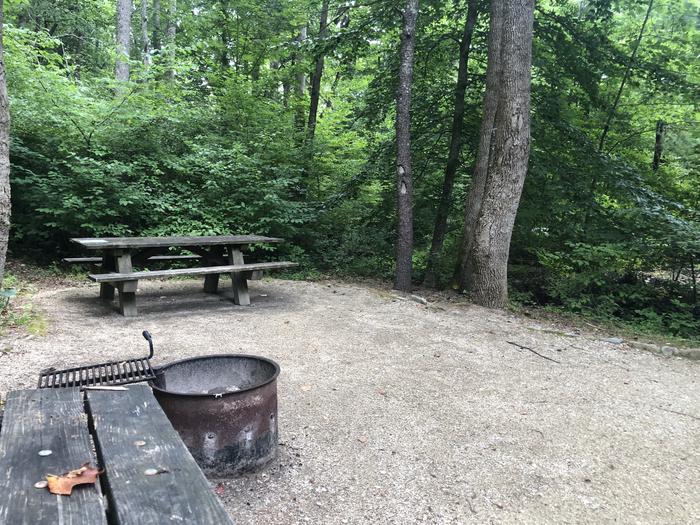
[38,358,156,389]
[37,330,157,389]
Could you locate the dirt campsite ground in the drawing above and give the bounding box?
[1,274,698,524]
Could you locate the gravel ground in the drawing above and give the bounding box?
[1,278,698,524]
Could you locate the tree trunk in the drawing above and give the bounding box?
[652,119,665,171]
[690,258,698,318]
[218,0,231,68]
[307,0,330,142]
[394,0,419,292]
[141,0,151,66]
[283,79,291,107]
[115,0,132,81]
[152,0,161,50]
[294,26,308,132]
[460,0,535,308]
[422,0,478,288]
[0,0,10,285]
[456,0,506,290]
[165,0,176,79]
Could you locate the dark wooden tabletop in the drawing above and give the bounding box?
[0,386,235,525]
[0,389,108,525]
[71,234,283,250]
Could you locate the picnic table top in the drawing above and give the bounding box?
[0,385,235,525]
[71,234,283,250]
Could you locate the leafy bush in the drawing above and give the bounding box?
[524,243,699,338]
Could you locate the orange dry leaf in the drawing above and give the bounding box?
[46,462,103,496]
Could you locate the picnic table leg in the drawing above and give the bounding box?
[228,246,250,305]
[115,252,138,317]
[203,246,224,293]
[99,251,116,301]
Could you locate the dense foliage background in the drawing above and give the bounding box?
[4,0,699,338]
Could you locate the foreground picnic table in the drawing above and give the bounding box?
[0,385,234,525]
[71,234,297,316]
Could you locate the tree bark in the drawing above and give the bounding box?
[394,0,419,292]
[294,26,308,132]
[423,0,478,288]
[456,0,506,290]
[152,0,161,50]
[165,0,176,79]
[0,0,10,284]
[115,0,132,81]
[307,0,330,142]
[218,0,231,68]
[141,0,151,66]
[460,0,535,308]
[690,256,697,312]
[652,119,665,171]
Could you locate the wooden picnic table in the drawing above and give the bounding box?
[0,385,234,525]
[71,235,297,317]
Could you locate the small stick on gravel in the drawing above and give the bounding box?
[655,407,700,422]
[506,341,562,364]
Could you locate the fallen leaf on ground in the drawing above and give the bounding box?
[46,463,103,495]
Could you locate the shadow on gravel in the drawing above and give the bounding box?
[70,281,297,319]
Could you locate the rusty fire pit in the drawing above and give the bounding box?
[150,354,280,477]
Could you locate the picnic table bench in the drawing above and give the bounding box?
[0,384,234,525]
[70,234,297,317]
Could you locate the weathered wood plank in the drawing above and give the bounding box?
[115,253,137,293]
[72,235,283,250]
[115,253,138,316]
[229,247,250,306]
[0,389,107,525]
[99,251,116,301]
[89,261,297,283]
[86,385,234,525]
[64,255,203,264]
[202,246,225,293]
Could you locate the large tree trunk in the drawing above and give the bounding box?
[456,0,506,290]
[307,0,330,142]
[394,0,419,292]
[0,0,10,284]
[115,0,131,81]
[141,0,151,66]
[460,0,535,308]
[422,0,478,288]
[165,0,176,79]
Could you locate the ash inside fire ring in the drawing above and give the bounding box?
[151,354,279,396]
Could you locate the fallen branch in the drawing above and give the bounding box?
[506,341,561,364]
